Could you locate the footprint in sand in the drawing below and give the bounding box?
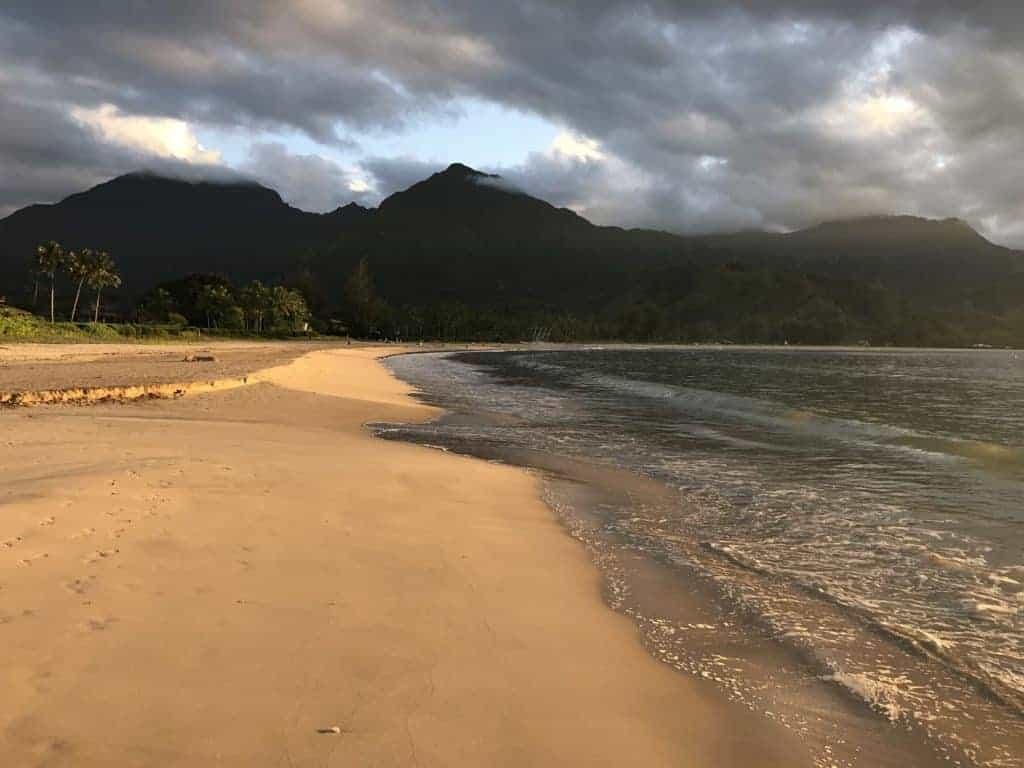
[39,516,56,527]
[65,576,96,595]
[2,536,24,549]
[81,617,117,632]
[17,552,49,567]
[83,548,118,565]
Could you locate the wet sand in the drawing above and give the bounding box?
[0,345,810,766]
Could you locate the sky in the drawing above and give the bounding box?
[4,2,1024,245]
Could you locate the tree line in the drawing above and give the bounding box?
[137,274,311,334]
[315,256,1024,348]
[22,243,312,335]
[30,241,122,323]
[22,241,1024,347]
[137,257,395,339]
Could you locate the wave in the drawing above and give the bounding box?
[822,668,907,722]
[559,367,1024,473]
[703,538,1024,718]
[895,435,1024,474]
[391,348,1024,765]
[575,370,911,442]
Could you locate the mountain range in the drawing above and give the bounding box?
[2,163,1023,344]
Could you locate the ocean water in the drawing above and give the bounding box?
[381,346,1024,767]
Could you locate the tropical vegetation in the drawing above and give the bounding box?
[24,241,123,325]
[136,274,310,334]
[5,170,1024,347]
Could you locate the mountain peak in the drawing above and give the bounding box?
[326,201,371,223]
[379,161,521,214]
[373,159,592,239]
[440,162,494,179]
[60,170,285,209]
[113,169,266,190]
[426,163,509,188]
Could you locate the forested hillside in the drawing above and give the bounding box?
[3,164,1023,346]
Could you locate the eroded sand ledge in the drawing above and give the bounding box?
[0,376,252,407]
[0,346,808,766]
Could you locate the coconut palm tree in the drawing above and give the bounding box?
[34,241,65,323]
[87,251,121,323]
[27,256,42,309]
[67,248,94,323]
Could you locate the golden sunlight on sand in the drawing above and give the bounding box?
[0,346,806,766]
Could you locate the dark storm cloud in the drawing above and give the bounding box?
[4,2,1024,243]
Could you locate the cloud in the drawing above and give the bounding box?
[241,142,375,211]
[359,157,446,200]
[4,2,1024,244]
[550,132,605,162]
[0,89,193,217]
[71,104,221,164]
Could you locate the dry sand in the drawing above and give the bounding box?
[0,340,325,394]
[0,345,810,766]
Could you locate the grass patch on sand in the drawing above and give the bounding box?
[0,306,322,344]
[0,306,204,343]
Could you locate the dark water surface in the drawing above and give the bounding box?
[381,346,1024,767]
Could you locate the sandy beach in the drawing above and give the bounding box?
[0,344,809,767]
[0,340,324,394]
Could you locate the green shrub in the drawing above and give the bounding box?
[0,305,293,344]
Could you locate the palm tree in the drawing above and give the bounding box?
[67,248,93,323]
[27,256,42,309]
[34,241,65,323]
[86,251,121,323]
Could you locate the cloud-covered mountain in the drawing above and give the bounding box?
[2,164,1021,329]
[6,3,1024,245]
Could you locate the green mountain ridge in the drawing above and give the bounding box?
[2,163,1023,345]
